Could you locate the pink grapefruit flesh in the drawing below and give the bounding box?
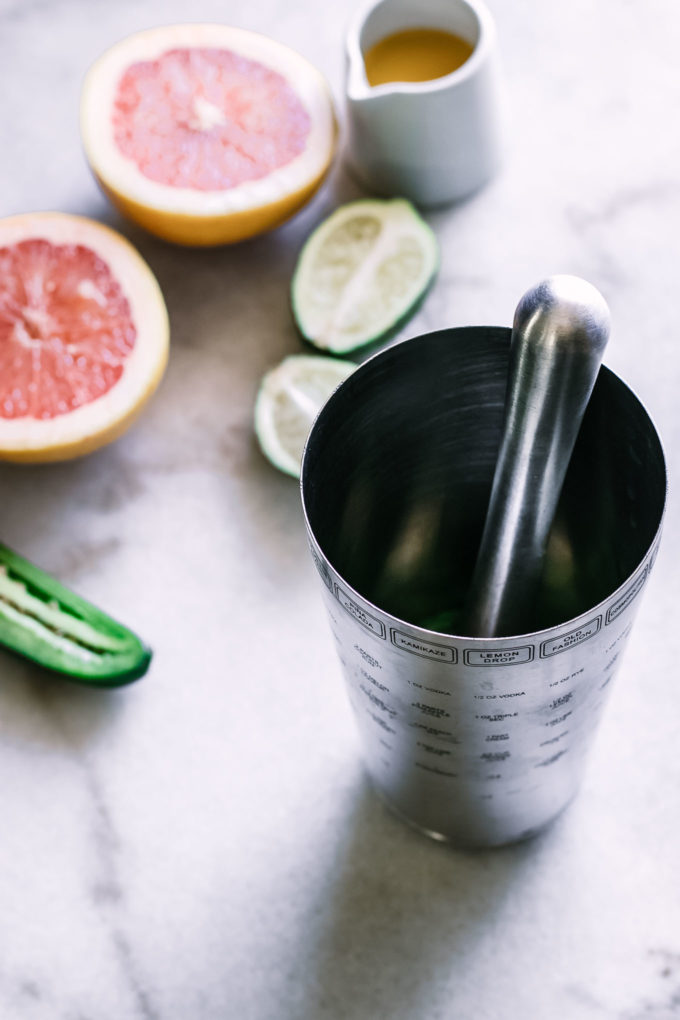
[0,213,169,462]
[0,239,136,421]
[113,47,312,191]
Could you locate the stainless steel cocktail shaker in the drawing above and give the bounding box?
[300,325,666,847]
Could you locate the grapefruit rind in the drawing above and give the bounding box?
[291,198,439,354]
[0,542,151,686]
[254,354,355,478]
[0,212,169,463]
[80,24,337,246]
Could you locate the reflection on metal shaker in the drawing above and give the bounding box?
[301,326,666,848]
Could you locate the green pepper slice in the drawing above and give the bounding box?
[0,543,151,686]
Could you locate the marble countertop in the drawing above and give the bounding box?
[1,0,679,1017]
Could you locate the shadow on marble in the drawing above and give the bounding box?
[78,159,368,333]
[0,649,127,752]
[0,452,133,553]
[288,773,542,1020]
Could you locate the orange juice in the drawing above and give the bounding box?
[363,28,474,87]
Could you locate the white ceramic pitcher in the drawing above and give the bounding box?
[345,0,505,206]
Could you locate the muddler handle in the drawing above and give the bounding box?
[465,275,611,637]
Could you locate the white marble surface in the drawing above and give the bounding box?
[1,0,679,1017]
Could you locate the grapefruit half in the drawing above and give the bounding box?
[0,212,169,462]
[80,24,337,246]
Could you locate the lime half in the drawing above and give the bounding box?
[291,198,439,354]
[255,354,355,477]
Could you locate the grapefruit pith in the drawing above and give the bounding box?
[0,213,169,462]
[80,24,337,246]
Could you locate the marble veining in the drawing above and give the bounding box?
[1,0,679,1017]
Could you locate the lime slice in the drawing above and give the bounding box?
[254,354,355,477]
[0,543,151,686]
[291,198,439,354]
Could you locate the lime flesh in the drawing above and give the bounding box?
[254,354,355,477]
[291,198,439,354]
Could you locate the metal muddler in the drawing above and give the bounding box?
[465,276,611,637]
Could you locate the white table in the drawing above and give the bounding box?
[1,0,678,1016]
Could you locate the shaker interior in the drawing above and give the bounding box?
[301,327,666,635]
